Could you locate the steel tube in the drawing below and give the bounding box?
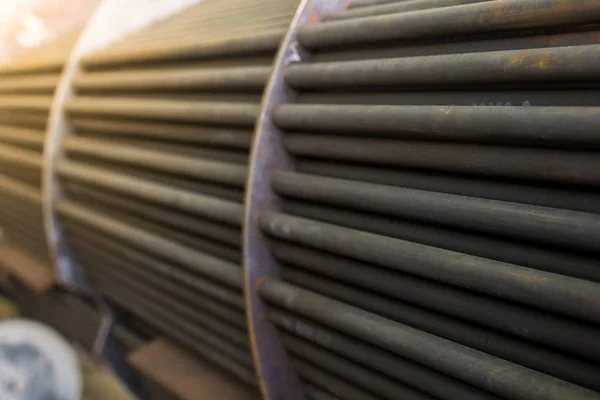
[63,219,243,309]
[272,172,600,253]
[282,200,600,282]
[0,143,42,169]
[349,0,426,8]
[286,135,600,185]
[0,175,42,203]
[81,30,285,69]
[80,137,249,164]
[112,0,295,39]
[0,207,44,234]
[285,337,436,400]
[313,29,600,63]
[298,88,600,107]
[96,282,252,367]
[57,201,242,289]
[272,310,503,400]
[0,126,45,150]
[0,112,48,129]
[63,136,247,187]
[0,60,63,76]
[73,66,271,91]
[82,257,249,347]
[99,280,256,385]
[69,118,252,149]
[274,104,600,147]
[72,237,246,329]
[287,45,600,88]
[260,211,600,324]
[58,161,243,226]
[0,95,53,111]
[298,0,600,49]
[293,360,380,400]
[64,183,241,247]
[67,158,245,202]
[126,25,290,49]
[66,97,259,126]
[327,0,493,20]
[0,168,41,187]
[0,74,59,93]
[0,198,44,222]
[0,207,43,230]
[67,195,240,263]
[121,10,294,43]
[276,260,600,388]
[296,160,600,214]
[111,10,293,46]
[259,280,600,400]
[305,386,340,400]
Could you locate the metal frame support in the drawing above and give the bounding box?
[243,1,349,399]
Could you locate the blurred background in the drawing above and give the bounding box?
[0,0,98,62]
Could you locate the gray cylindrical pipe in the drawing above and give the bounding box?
[259,280,600,400]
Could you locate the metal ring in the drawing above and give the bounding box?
[243,1,350,399]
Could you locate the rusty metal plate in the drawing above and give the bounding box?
[243,1,350,400]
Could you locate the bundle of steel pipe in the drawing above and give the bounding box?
[246,1,600,399]
[0,30,80,269]
[2,0,596,398]
[53,0,326,395]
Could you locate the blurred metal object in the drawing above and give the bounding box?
[0,0,98,62]
[244,1,348,399]
[0,319,81,400]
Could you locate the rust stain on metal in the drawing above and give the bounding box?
[255,276,268,293]
[308,9,321,25]
[536,53,550,68]
[509,54,527,65]
[503,269,551,283]
[491,1,507,21]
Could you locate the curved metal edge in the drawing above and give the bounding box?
[42,0,116,295]
[243,1,349,399]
